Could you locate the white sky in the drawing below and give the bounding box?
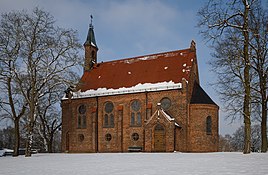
[0,0,244,135]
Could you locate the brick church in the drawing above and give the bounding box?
[61,20,219,153]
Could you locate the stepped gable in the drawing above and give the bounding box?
[79,48,196,92]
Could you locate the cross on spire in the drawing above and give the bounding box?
[84,14,98,48]
[90,15,93,28]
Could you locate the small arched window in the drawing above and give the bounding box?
[77,104,86,129]
[206,116,212,134]
[130,100,142,126]
[91,51,95,59]
[103,101,114,128]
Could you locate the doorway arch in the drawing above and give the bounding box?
[154,124,166,152]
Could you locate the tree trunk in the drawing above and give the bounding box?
[261,108,267,152]
[25,105,35,157]
[48,134,53,153]
[242,1,251,154]
[25,125,33,157]
[243,114,251,153]
[13,118,20,157]
[243,61,251,154]
[261,81,267,152]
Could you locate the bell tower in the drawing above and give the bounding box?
[84,15,98,71]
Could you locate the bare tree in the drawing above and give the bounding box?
[0,10,28,156]
[36,88,63,153]
[248,3,268,152]
[0,127,15,149]
[0,8,82,157]
[209,29,245,120]
[219,134,234,152]
[198,0,259,154]
[231,124,262,152]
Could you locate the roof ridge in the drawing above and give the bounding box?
[99,48,192,64]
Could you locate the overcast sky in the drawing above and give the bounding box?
[0,0,243,135]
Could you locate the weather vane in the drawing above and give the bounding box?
[90,15,93,28]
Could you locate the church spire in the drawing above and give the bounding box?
[84,15,98,48]
[84,15,98,72]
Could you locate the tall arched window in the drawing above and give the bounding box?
[104,101,114,128]
[130,100,142,127]
[91,51,95,62]
[206,116,212,134]
[78,104,86,129]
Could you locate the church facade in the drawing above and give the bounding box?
[61,22,219,153]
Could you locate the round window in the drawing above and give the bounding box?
[105,102,114,113]
[78,104,86,114]
[132,133,139,141]
[160,97,171,110]
[131,100,141,112]
[105,133,112,141]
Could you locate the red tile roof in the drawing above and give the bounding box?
[79,48,196,92]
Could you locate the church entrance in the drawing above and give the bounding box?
[154,124,166,152]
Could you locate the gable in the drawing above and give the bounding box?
[145,105,180,128]
[78,48,196,92]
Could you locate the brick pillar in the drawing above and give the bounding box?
[117,105,123,152]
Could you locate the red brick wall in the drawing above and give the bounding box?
[61,87,219,153]
[61,97,97,153]
[188,104,219,152]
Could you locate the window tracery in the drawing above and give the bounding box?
[103,101,114,128]
[78,104,86,129]
[130,100,142,126]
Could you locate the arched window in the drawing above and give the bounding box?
[91,51,95,59]
[103,101,114,128]
[131,113,135,125]
[130,100,142,126]
[104,114,109,126]
[77,104,86,129]
[206,116,212,134]
[137,112,141,126]
[110,114,114,127]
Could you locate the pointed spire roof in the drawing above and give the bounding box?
[84,15,98,48]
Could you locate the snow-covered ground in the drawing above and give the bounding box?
[0,152,267,175]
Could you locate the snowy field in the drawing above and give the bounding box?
[0,152,268,175]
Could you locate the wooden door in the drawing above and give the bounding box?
[154,124,166,152]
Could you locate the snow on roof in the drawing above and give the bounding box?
[69,81,182,99]
[160,109,175,121]
[159,109,180,127]
[145,104,180,127]
[91,42,96,47]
